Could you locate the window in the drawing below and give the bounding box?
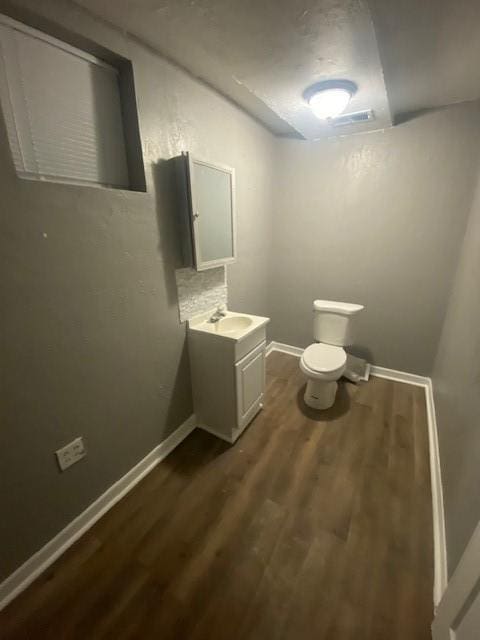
[0,14,142,190]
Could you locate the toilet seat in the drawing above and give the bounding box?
[300,343,346,380]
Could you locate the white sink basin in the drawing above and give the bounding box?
[216,316,252,334]
[188,309,269,342]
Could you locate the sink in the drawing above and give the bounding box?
[216,316,252,334]
[188,309,269,343]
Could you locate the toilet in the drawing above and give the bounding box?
[300,300,364,410]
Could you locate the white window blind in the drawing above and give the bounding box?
[0,14,129,189]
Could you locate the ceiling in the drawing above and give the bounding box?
[74,0,480,139]
[369,0,480,119]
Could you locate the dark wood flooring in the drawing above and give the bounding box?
[0,352,434,639]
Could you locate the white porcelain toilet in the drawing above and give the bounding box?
[300,300,364,410]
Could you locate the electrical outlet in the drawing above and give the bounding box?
[55,437,86,471]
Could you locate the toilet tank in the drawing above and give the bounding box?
[313,300,364,346]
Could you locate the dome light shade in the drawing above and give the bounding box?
[303,80,357,120]
[309,88,352,119]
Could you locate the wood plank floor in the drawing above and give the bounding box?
[0,352,434,639]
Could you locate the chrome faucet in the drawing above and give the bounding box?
[208,306,227,323]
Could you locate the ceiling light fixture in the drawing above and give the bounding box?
[303,80,357,120]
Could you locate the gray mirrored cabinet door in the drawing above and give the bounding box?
[186,153,236,271]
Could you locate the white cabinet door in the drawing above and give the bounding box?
[235,341,266,432]
[185,152,236,271]
[432,521,480,640]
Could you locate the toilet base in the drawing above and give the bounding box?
[304,379,338,410]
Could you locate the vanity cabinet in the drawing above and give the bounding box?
[188,313,269,443]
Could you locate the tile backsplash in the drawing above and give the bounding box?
[175,266,227,322]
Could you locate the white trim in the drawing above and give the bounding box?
[265,340,304,357]
[432,520,480,637]
[370,368,447,605]
[370,364,430,387]
[425,379,448,608]
[266,341,447,606]
[0,414,197,611]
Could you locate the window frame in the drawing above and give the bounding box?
[0,12,146,192]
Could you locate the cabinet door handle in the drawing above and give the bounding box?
[193,211,200,219]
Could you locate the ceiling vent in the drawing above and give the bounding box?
[330,109,375,127]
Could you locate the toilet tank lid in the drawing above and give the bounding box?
[313,300,364,315]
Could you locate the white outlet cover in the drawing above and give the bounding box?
[55,437,86,471]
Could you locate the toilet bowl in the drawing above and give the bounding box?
[300,300,364,410]
[300,343,347,409]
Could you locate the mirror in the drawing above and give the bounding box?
[181,152,236,271]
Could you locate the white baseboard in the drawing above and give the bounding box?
[369,367,447,604]
[369,364,430,387]
[265,341,304,357]
[425,380,448,608]
[0,414,197,612]
[266,340,447,605]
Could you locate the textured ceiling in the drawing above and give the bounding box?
[369,0,480,120]
[74,0,480,139]
[74,0,391,139]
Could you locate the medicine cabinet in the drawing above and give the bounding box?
[178,152,236,271]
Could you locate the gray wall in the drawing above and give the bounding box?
[270,102,480,374]
[0,0,275,581]
[432,170,480,577]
